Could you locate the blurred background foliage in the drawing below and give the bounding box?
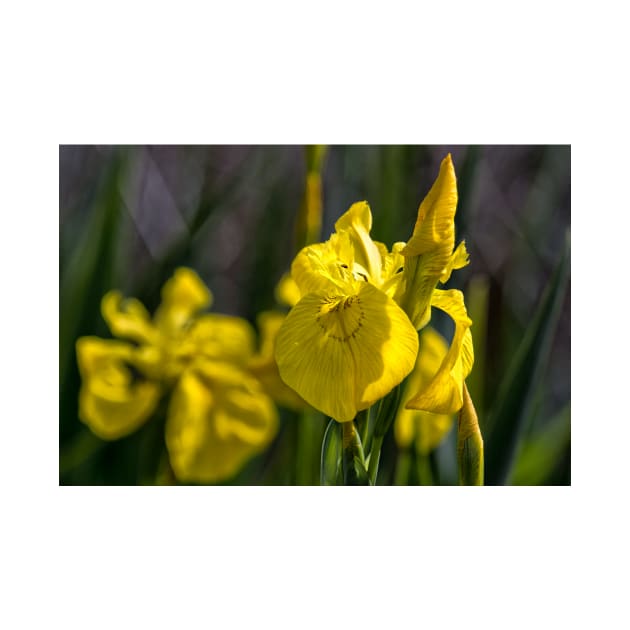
[59,145,570,485]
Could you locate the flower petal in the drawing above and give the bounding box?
[397,154,459,329]
[76,337,161,439]
[248,310,308,410]
[188,314,256,365]
[275,283,418,422]
[402,154,457,257]
[394,328,454,453]
[440,240,469,284]
[165,361,278,483]
[101,291,157,345]
[291,232,356,296]
[405,289,474,414]
[275,272,302,307]
[334,201,383,282]
[154,267,213,335]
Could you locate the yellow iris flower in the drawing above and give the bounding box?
[76,268,278,483]
[275,154,473,423]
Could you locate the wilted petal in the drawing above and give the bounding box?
[275,283,418,422]
[165,361,278,484]
[405,289,474,414]
[76,337,161,439]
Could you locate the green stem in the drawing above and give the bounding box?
[416,452,434,486]
[394,449,412,485]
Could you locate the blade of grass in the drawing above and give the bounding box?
[485,230,570,485]
[510,404,571,485]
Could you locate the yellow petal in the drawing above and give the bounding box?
[275,272,302,307]
[291,232,356,296]
[154,267,213,335]
[397,154,459,329]
[248,311,309,411]
[165,361,279,484]
[379,241,406,298]
[403,154,457,257]
[334,201,383,282]
[188,314,256,365]
[275,283,418,422]
[101,291,158,344]
[76,337,161,439]
[394,328,454,453]
[406,289,474,414]
[440,240,470,284]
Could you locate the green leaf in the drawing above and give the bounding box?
[485,230,570,485]
[510,404,571,485]
[320,418,343,485]
[59,151,127,441]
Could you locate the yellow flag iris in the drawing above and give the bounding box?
[76,268,278,483]
[275,153,474,424]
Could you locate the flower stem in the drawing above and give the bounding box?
[394,448,412,485]
[367,433,384,484]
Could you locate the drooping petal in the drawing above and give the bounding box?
[247,310,308,410]
[275,283,418,422]
[154,267,213,336]
[165,361,278,484]
[76,337,161,439]
[394,328,454,453]
[101,291,158,345]
[406,289,474,414]
[397,154,459,329]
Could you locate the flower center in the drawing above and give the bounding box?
[316,295,365,341]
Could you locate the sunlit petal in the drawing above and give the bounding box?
[397,154,459,329]
[275,283,418,422]
[334,201,383,282]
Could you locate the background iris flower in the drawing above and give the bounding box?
[76,267,278,483]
